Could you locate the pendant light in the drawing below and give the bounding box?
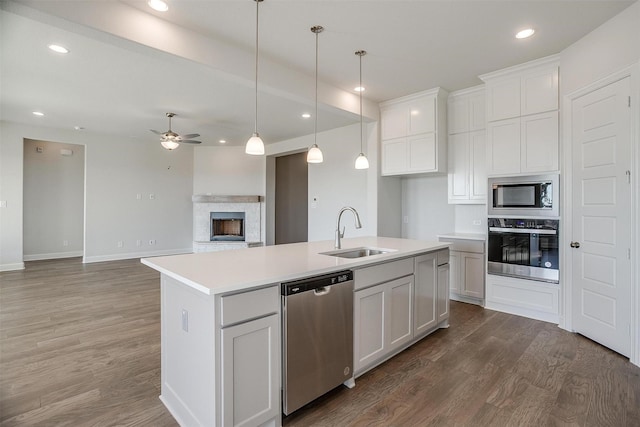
[245,0,265,155]
[354,50,369,170]
[306,25,324,164]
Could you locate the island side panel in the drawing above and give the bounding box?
[161,274,216,426]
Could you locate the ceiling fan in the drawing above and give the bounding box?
[151,112,201,150]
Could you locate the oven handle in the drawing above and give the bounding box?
[489,227,557,235]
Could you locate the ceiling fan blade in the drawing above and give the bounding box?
[179,133,200,139]
[150,129,164,135]
[182,140,202,144]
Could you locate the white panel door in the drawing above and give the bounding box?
[448,133,470,201]
[571,76,632,357]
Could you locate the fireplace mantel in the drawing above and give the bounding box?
[192,195,263,204]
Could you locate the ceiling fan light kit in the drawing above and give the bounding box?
[245,0,265,156]
[151,112,201,150]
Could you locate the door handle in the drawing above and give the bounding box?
[570,241,581,248]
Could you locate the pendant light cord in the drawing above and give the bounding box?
[359,53,363,153]
[254,0,260,134]
[314,29,319,146]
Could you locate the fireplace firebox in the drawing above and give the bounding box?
[210,212,245,241]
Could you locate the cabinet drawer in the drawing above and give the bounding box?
[437,249,450,266]
[439,238,484,253]
[354,258,414,290]
[220,286,279,327]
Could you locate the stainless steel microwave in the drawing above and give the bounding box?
[488,174,559,217]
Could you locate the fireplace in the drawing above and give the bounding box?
[210,212,245,241]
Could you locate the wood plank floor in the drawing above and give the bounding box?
[1,258,638,426]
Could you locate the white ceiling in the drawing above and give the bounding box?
[0,0,635,148]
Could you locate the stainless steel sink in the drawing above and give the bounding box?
[320,247,395,259]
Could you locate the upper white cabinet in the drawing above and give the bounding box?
[447,86,487,204]
[480,55,559,176]
[380,87,447,176]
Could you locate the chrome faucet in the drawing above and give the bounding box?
[335,206,362,249]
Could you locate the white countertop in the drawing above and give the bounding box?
[141,236,449,295]
[437,232,486,241]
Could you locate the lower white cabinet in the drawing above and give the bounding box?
[221,314,280,427]
[354,250,450,376]
[354,274,414,374]
[439,236,485,306]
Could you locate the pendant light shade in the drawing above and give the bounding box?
[354,50,369,170]
[307,25,324,164]
[246,0,265,156]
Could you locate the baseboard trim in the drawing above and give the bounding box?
[23,251,84,261]
[0,262,26,272]
[83,248,192,264]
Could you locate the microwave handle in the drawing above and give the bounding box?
[489,227,557,235]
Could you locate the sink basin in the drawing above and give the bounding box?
[320,247,395,259]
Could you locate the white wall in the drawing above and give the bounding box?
[267,123,378,242]
[454,204,487,234]
[401,175,455,240]
[23,139,85,260]
[560,1,640,97]
[0,121,194,270]
[193,146,265,195]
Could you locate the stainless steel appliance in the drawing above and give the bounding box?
[488,174,559,217]
[488,218,559,283]
[281,270,354,415]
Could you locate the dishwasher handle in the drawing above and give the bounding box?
[314,286,330,296]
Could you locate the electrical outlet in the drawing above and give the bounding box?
[472,220,481,226]
[403,216,409,224]
[0,201,6,208]
[63,240,69,247]
[117,241,124,248]
[149,193,155,200]
[136,193,141,200]
[136,240,141,247]
[181,309,189,332]
[149,239,156,245]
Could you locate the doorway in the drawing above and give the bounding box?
[568,75,633,357]
[23,139,85,260]
[275,152,308,244]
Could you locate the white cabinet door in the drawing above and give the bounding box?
[521,111,559,173]
[486,76,521,121]
[469,92,486,131]
[521,66,558,116]
[408,133,436,172]
[381,105,407,140]
[437,264,450,324]
[408,96,436,135]
[354,284,385,373]
[386,276,414,351]
[449,252,461,294]
[414,253,437,337]
[469,130,487,201]
[461,252,484,299]
[354,275,413,373]
[221,314,279,427]
[448,96,469,134]
[448,133,470,201]
[487,117,521,176]
[381,138,407,175]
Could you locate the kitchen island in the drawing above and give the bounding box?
[142,236,450,427]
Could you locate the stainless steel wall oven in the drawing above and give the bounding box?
[488,218,559,283]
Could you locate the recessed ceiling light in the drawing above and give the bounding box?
[515,28,535,39]
[219,139,226,144]
[48,44,69,54]
[148,0,168,12]
[301,113,311,119]
[32,111,44,117]
[354,86,365,92]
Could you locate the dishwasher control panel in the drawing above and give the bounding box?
[281,270,353,296]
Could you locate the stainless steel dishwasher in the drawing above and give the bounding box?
[281,270,354,415]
